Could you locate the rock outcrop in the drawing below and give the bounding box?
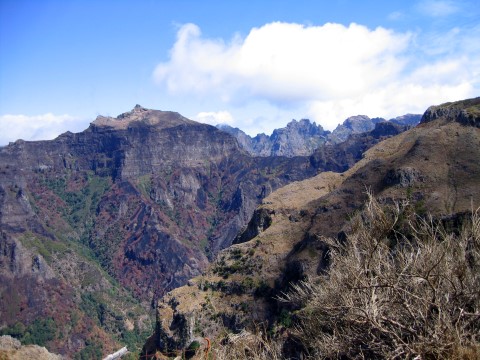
[420,97,480,127]
[0,335,64,360]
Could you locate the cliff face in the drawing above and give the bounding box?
[145,98,480,357]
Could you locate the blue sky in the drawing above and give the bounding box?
[1,0,479,144]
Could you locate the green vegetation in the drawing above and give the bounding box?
[91,224,125,274]
[19,232,71,262]
[199,237,210,256]
[136,174,152,199]
[79,291,155,355]
[0,318,56,347]
[74,339,103,360]
[80,292,109,326]
[185,340,201,359]
[212,249,255,278]
[41,172,110,232]
[277,309,293,328]
[19,232,69,263]
[121,327,155,355]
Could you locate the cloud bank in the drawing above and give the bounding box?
[195,111,235,126]
[0,113,87,146]
[154,21,478,131]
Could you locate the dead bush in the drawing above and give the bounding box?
[282,193,480,359]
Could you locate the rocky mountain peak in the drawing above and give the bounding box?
[117,104,149,119]
[282,118,325,136]
[218,113,421,156]
[342,115,374,130]
[217,119,329,157]
[91,106,196,130]
[327,115,381,144]
[420,97,480,127]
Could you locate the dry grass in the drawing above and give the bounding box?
[263,171,343,210]
[214,329,283,360]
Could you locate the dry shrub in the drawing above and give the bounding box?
[282,193,480,359]
[214,329,283,360]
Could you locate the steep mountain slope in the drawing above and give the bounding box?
[144,97,480,357]
[0,107,248,355]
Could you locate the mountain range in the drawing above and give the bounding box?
[217,113,420,157]
[0,98,477,358]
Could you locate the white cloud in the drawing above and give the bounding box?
[0,113,88,146]
[155,22,410,103]
[416,0,460,17]
[308,81,473,130]
[154,21,479,132]
[195,111,235,126]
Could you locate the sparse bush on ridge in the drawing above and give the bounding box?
[281,193,480,359]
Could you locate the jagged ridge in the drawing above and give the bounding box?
[217,113,421,157]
